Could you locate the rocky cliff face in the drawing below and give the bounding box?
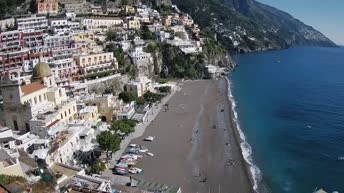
[172,0,337,53]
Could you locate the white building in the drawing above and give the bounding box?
[16,15,48,31]
[82,17,124,31]
[125,76,153,97]
[49,18,80,33]
[128,46,153,76]
[117,101,135,120]
[167,37,202,54]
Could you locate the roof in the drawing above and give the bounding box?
[21,82,47,96]
[5,181,31,193]
[32,61,52,79]
[47,119,60,128]
[0,149,12,161]
[0,137,15,143]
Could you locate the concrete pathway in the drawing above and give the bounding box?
[101,84,181,182]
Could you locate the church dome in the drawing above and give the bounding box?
[32,62,52,79]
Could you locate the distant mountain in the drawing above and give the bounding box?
[172,0,337,53]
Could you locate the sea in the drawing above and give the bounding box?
[229,47,344,193]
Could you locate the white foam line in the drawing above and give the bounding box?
[225,77,262,193]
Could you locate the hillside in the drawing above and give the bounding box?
[172,0,337,53]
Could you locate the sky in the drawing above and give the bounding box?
[257,0,344,45]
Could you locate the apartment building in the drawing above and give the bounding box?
[75,52,118,75]
[82,17,124,31]
[16,15,48,31]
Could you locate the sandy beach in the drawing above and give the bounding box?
[130,79,253,193]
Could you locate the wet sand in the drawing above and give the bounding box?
[130,79,253,193]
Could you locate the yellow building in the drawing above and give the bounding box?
[126,17,141,30]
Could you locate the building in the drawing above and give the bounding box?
[82,17,124,31]
[44,33,74,50]
[64,0,90,14]
[78,105,98,122]
[0,30,29,77]
[46,129,79,164]
[126,17,141,30]
[88,94,123,122]
[128,46,153,76]
[64,175,112,193]
[0,29,48,78]
[16,15,48,31]
[5,181,32,193]
[0,128,19,158]
[0,18,15,31]
[117,101,135,120]
[0,62,77,138]
[0,149,26,177]
[166,37,202,54]
[49,18,80,33]
[36,0,59,14]
[48,47,80,87]
[75,52,118,76]
[125,76,153,97]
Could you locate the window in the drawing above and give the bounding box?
[34,97,37,104]
[59,89,62,97]
[39,95,42,102]
[25,123,30,131]
[13,118,18,131]
[69,109,71,115]
[65,111,67,117]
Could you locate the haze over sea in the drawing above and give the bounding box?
[230,47,344,193]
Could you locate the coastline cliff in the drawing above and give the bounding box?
[172,0,337,53]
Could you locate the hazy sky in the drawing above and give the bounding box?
[257,0,344,45]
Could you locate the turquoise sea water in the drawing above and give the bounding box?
[230,47,344,193]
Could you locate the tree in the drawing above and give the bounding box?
[106,30,120,42]
[140,25,154,40]
[159,86,171,93]
[119,91,137,103]
[111,120,136,138]
[136,97,146,106]
[89,161,106,174]
[96,131,122,162]
[143,91,164,103]
[0,174,26,186]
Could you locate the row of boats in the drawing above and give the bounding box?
[113,136,156,175]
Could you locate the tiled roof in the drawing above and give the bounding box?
[21,82,47,95]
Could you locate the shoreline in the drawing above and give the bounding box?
[224,76,261,192]
[127,79,253,193]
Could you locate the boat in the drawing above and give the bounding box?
[144,136,156,141]
[129,144,138,147]
[115,162,128,168]
[147,152,154,156]
[128,167,143,174]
